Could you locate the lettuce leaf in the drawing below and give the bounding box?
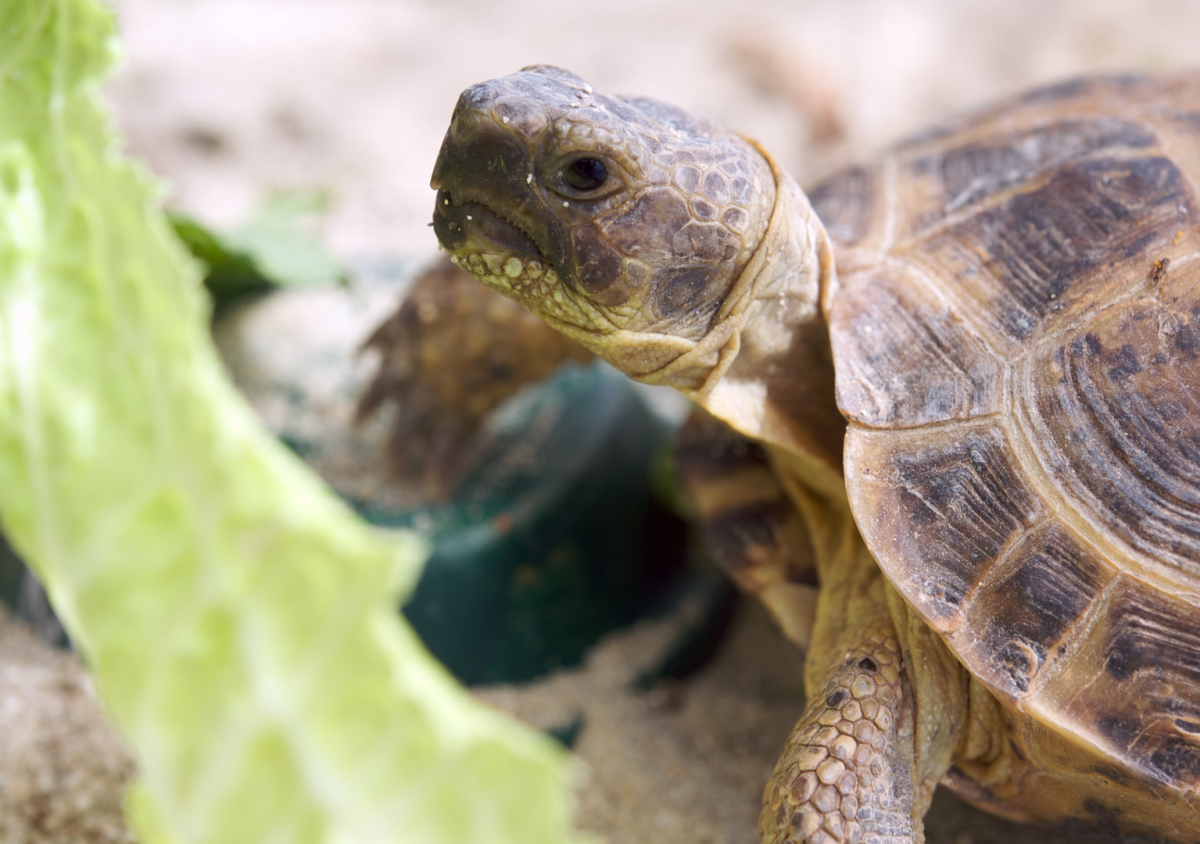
[0,2,577,842]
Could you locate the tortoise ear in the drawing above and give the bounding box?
[519,65,589,86]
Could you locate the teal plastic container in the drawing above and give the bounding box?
[0,535,21,611]
[353,361,684,685]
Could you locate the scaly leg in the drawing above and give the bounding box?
[760,579,917,844]
[675,409,820,651]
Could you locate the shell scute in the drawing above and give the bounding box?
[916,155,1194,345]
[962,523,1116,696]
[901,117,1158,234]
[845,424,1049,627]
[807,165,880,251]
[1045,576,1200,789]
[1023,272,1200,583]
[830,263,1004,428]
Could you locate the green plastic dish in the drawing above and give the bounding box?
[353,361,685,686]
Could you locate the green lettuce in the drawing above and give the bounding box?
[0,2,577,842]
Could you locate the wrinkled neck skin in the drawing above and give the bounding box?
[639,145,847,508]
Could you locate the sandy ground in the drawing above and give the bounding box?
[0,610,134,844]
[4,1,1200,842]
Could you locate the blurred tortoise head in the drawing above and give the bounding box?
[433,66,1200,843]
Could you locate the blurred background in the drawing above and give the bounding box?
[5,2,1196,843]
[106,0,1200,263]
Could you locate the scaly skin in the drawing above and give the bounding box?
[762,580,914,844]
[430,66,778,376]
[429,66,962,844]
[674,409,820,652]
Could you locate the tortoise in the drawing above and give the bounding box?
[428,66,1200,842]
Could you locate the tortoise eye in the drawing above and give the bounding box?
[562,157,608,191]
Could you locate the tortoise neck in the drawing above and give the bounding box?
[689,159,848,501]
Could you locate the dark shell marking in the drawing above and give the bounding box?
[957,524,1115,695]
[906,118,1157,233]
[808,165,879,248]
[849,424,1049,625]
[837,72,1200,792]
[1027,278,1200,578]
[923,155,1192,343]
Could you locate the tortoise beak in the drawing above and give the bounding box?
[430,109,548,262]
[430,72,577,272]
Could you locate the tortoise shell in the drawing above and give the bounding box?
[825,73,1200,791]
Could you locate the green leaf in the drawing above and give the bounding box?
[0,2,579,843]
[167,190,344,311]
[222,189,344,288]
[168,211,273,308]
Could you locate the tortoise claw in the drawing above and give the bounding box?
[356,255,591,499]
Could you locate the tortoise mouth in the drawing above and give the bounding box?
[432,189,546,265]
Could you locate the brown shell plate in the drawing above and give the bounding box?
[823,73,1200,792]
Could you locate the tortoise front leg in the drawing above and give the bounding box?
[760,582,917,844]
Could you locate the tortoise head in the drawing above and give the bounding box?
[430,66,778,379]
